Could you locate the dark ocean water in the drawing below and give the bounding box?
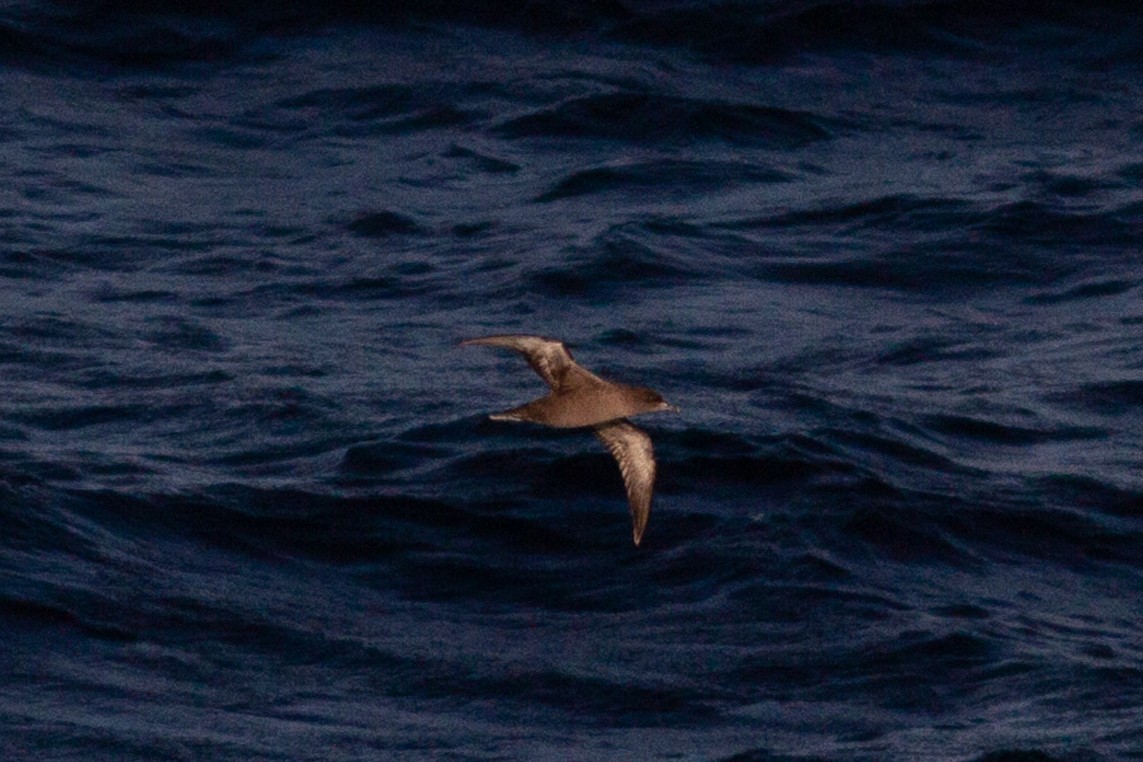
[3,1,1142,759]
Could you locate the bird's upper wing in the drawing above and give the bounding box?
[594,420,656,546]
[460,334,604,392]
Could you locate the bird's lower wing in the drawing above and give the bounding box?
[594,420,656,546]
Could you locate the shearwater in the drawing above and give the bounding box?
[460,335,676,546]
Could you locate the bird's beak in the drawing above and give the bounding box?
[662,402,680,413]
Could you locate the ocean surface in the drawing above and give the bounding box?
[2,1,1142,760]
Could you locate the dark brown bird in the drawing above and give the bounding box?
[460,334,676,546]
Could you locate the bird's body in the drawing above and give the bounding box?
[489,383,664,429]
[460,334,675,546]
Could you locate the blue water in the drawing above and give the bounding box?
[2,2,1142,760]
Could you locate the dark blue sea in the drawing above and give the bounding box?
[3,1,1142,759]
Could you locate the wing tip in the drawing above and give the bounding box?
[458,336,495,348]
[631,506,650,546]
[458,334,564,347]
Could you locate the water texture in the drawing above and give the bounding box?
[2,1,1142,760]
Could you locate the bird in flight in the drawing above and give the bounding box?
[460,334,676,546]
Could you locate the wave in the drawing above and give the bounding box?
[535,160,792,203]
[710,195,1143,293]
[496,93,832,147]
[249,84,484,141]
[1047,379,1143,417]
[524,224,702,295]
[5,1,1141,70]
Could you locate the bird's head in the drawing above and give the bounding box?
[632,387,679,415]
